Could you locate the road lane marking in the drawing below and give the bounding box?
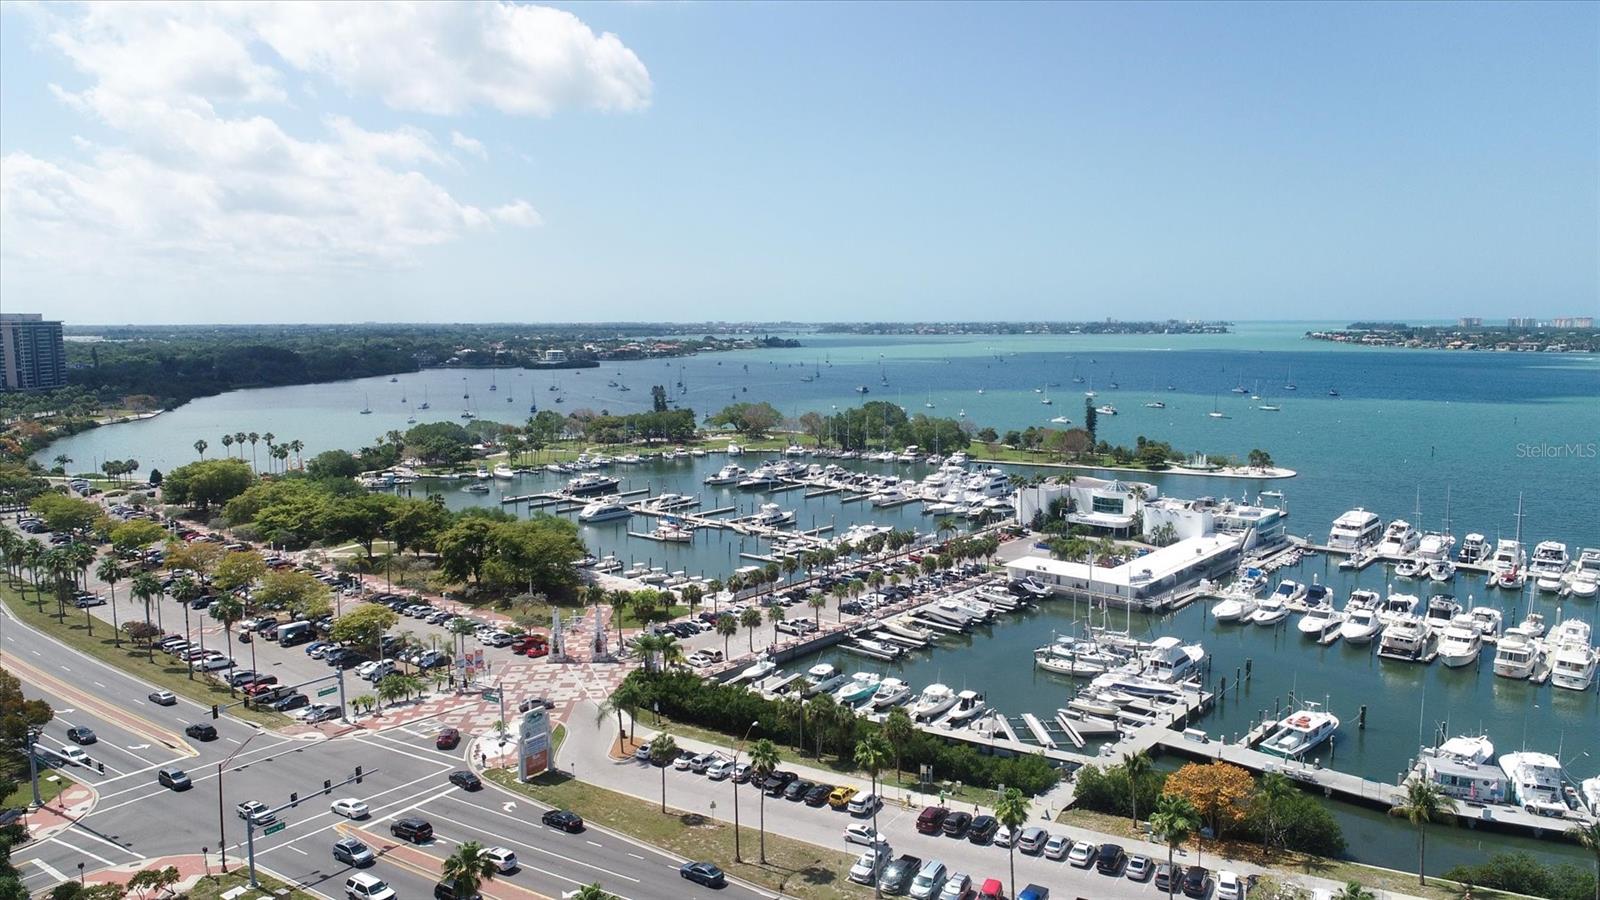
[628,853,644,860]
[426,804,640,884]
[287,846,308,855]
[586,840,602,847]
[48,837,115,867]
[28,859,67,882]
[93,681,105,688]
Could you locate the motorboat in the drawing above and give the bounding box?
[1376,520,1421,556]
[803,664,849,697]
[1338,605,1382,644]
[1492,633,1540,680]
[1427,560,1457,583]
[910,684,959,722]
[492,464,516,479]
[1378,616,1431,662]
[1095,404,1118,416]
[1394,558,1425,579]
[1567,548,1600,598]
[870,677,913,709]
[1268,579,1307,604]
[1459,606,1502,638]
[1139,637,1206,682]
[1247,594,1291,626]
[1437,624,1483,668]
[1488,539,1526,587]
[1297,605,1345,640]
[1210,590,1258,623]
[1418,736,1509,804]
[1457,533,1490,564]
[1033,636,1125,677]
[460,482,491,494]
[870,487,914,507]
[1583,776,1600,816]
[651,521,693,542]
[746,503,796,528]
[835,672,882,705]
[737,467,786,489]
[1415,532,1456,562]
[703,464,747,485]
[1260,702,1340,759]
[566,473,620,495]
[1422,595,1463,632]
[1377,592,1420,625]
[733,659,777,684]
[1548,620,1596,691]
[1498,752,1570,817]
[1328,509,1382,550]
[945,690,988,724]
[1528,541,1570,593]
[1506,612,1546,639]
[843,639,904,662]
[577,501,632,523]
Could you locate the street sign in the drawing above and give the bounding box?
[263,822,287,835]
[317,686,338,697]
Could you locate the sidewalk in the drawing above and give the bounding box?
[559,700,1421,900]
[20,783,97,843]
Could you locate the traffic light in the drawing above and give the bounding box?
[211,705,219,720]
[354,766,363,784]
[290,792,298,807]
[323,779,333,795]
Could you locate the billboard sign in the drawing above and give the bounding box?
[518,706,551,781]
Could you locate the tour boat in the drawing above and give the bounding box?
[1437,623,1483,668]
[1261,703,1340,759]
[1328,509,1382,550]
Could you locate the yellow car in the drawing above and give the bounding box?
[827,785,859,809]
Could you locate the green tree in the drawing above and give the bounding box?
[882,706,914,782]
[212,550,266,593]
[320,493,399,559]
[160,458,253,510]
[28,494,101,534]
[1388,779,1456,886]
[330,604,399,661]
[1150,793,1201,900]
[209,595,244,693]
[748,738,781,864]
[715,614,738,659]
[1568,819,1600,900]
[854,734,891,897]
[994,788,1032,900]
[109,520,165,555]
[1124,750,1153,830]
[650,733,679,813]
[1331,883,1376,900]
[572,885,616,900]
[305,449,362,480]
[739,606,762,651]
[709,401,783,437]
[1253,770,1296,853]
[440,840,497,899]
[96,556,124,646]
[436,518,498,587]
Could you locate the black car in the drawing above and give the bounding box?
[1181,866,1211,898]
[432,880,474,900]
[762,770,798,796]
[877,855,921,896]
[66,726,96,745]
[803,783,833,806]
[679,861,725,888]
[1095,843,1126,875]
[941,811,973,837]
[541,809,584,833]
[967,815,999,844]
[783,779,815,801]
[185,723,219,741]
[391,816,433,843]
[449,770,482,791]
[269,693,310,712]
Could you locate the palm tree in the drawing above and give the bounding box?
[572,885,615,900]
[53,453,72,471]
[130,572,161,657]
[440,840,497,899]
[96,557,124,646]
[1388,779,1456,886]
[210,595,244,693]
[748,738,780,863]
[1150,794,1200,900]
[994,788,1032,900]
[607,590,630,647]
[193,439,207,459]
[1124,750,1152,831]
[1567,819,1600,900]
[739,606,762,651]
[649,734,678,813]
[233,432,248,459]
[288,439,304,469]
[1255,771,1296,853]
[804,693,839,758]
[853,735,890,898]
[262,433,276,472]
[1332,883,1377,900]
[247,432,260,472]
[808,593,826,626]
[170,575,202,677]
[767,603,786,642]
[715,614,738,659]
[882,707,913,781]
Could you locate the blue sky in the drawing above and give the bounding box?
[1,1,1594,324]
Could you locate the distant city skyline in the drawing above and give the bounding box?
[2,2,1595,325]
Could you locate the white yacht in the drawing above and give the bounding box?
[577,500,631,523]
[910,684,959,722]
[1394,558,1426,580]
[1376,520,1421,556]
[1140,637,1206,682]
[1457,533,1490,564]
[1530,541,1570,593]
[1459,606,1502,638]
[1267,579,1308,604]
[1549,620,1596,691]
[1248,594,1291,626]
[1422,594,1463,632]
[566,472,620,495]
[1297,604,1345,640]
[746,503,796,528]
[1339,604,1383,644]
[835,672,882,705]
[1436,623,1482,668]
[1492,632,1540,680]
[1377,592,1421,625]
[1426,559,1457,583]
[803,664,849,697]
[737,466,785,489]
[1489,539,1526,588]
[651,521,693,542]
[492,464,516,479]
[1378,616,1431,662]
[1415,532,1456,562]
[1567,548,1600,599]
[1507,612,1546,638]
[1329,509,1383,550]
[1210,589,1259,623]
[1498,752,1570,817]
[1260,703,1340,759]
[870,487,914,507]
[946,690,988,724]
[869,677,913,709]
[703,464,746,485]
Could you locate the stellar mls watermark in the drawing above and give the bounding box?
[1515,441,1597,459]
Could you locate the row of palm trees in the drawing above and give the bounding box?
[192,431,305,473]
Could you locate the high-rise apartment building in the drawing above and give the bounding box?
[0,313,68,391]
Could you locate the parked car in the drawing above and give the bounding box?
[878,856,922,896]
[270,693,310,712]
[828,785,859,809]
[1094,844,1126,875]
[847,791,879,816]
[991,824,1015,848]
[937,873,972,900]
[1042,834,1070,861]
[678,862,725,888]
[967,815,998,844]
[762,770,798,796]
[976,879,1003,900]
[541,809,584,833]
[1182,866,1212,899]
[1154,864,1185,894]
[908,860,948,900]
[804,783,834,807]
[706,758,737,781]
[915,805,949,834]
[1125,854,1153,882]
[941,811,972,837]
[1015,886,1047,900]
[844,823,890,848]
[1016,827,1047,855]
[1216,870,1246,900]
[849,849,890,885]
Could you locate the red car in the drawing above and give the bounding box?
[524,644,549,658]
[243,677,280,696]
[436,727,460,750]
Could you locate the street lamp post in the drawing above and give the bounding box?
[732,720,758,863]
[218,730,264,873]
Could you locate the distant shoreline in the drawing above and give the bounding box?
[972,457,1296,480]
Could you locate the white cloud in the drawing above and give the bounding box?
[0,2,643,276]
[451,131,488,160]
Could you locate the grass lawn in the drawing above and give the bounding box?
[1,765,72,807]
[0,582,288,728]
[1053,808,1515,900]
[484,768,867,900]
[189,869,318,900]
[552,723,567,756]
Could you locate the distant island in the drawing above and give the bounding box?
[1305,321,1597,353]
[817,320,1231,335]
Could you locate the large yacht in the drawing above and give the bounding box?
[566,472,621,495]
[1338,603,1382,644]
[1491,632,1540,680]
[1529,541,1570,593]
[1139,637,1206,683]
[737,466,786,489]
[1376,592,1421,625]
[1568,548,1600,599]
[1498,752,1570,817]
[577,500,632,523]
[745,503,797,529]
[1328,509,1382,550]
[1375,520,1421,556]
[1415,532,1456,562]
[1436,623,1483,668]
[1457,533,1490,564]
[702,464,745,485]
[1378,615,1431,662]
[1549,620,1596,691]
[1260,703,1340,759]
[1418,736,1507,804]
[1488,539,1526,587]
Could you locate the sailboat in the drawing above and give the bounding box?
[1284,365,1297,391]
[924,391,935,409]
[1208,394,1229,419]
[1071,360,1084,384]
[462,377,470,399]
[1258,389,1281,412]
[1107,371,1119,389]
[359,394,373,415]
[418,387,430,410]
[489,370,497,392]
[1040,386,1053,405]
[1084,376,1096,399]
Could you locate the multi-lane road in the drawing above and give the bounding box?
[3,601,770,900]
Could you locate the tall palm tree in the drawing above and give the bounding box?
[1255,771,1296,853]
[748,738,780,863]
[130,572,161,656]
[1124,750,1152,830]
[221,434,234,458]
[210,596,244,691]
[767,603,786,642]
[739,606,762,651]
[1332,883,1377,900]
[994,788,1032,900]
[808,593,826,626]
[233,432,248,459]
[44,549,75,621]
[170,575,202,678]
[853,735,890,898]
[572,885,615,900]
[649,734,678,813]
[1567,819,1600,900]
[247,432,260,472]
[262,433,276,472]
[288,439,304,469]
[715,614,738,659]
[440,840,497,899]
[1150,794,1200,900]
[1388,779,1456,886]
[193,439,207,459]
[96,557,123,646]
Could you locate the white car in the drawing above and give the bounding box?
[53,746,90,766]
[705,759,736,780]
[330,798,369,819]
[344,873,395,900]
[849,849,889,885]
[481,631,514,647]
[847,791,879,816]
[1043,834,1071,860]
[938,874,971,900]
[843,823,889,848]
[192,655,235,671]
[992,824,1015,848]
[1066,841,1095,868]
[236,800,275,826]
[672,753,694,771]
[1217,870,1246,900]
[479,846,519,873]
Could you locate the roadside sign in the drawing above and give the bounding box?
[317,686,338,697]
[263,822,287,835]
